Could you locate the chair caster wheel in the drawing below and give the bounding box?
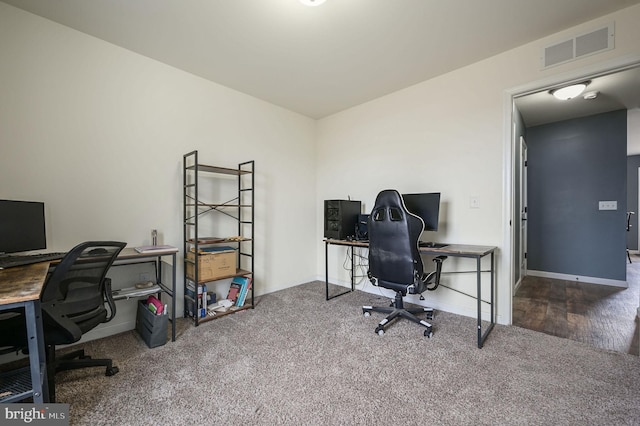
[375,327,384,336]
[363,311,371,317]
[424,328,433,338]
[106,366,119,376]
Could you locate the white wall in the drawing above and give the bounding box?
[316,4,640,324]
[0,3,319,330]
[2,2,640,336]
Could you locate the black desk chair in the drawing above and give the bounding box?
[363,190,446,337]
[0,241,126,401]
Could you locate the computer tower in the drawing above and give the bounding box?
[355,214,369,240]
[324,200,361,240]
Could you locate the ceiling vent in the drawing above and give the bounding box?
[541,23,614,69]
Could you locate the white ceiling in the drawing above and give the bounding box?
[515,66,640,127]
[3,0,640,119]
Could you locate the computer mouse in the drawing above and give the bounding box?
[88,248,108,255]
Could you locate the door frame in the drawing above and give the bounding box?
[519,136,528,284]
[502,55,640,325]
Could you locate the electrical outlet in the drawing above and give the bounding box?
[598,201,617,211]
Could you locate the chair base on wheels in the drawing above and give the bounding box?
[362,291,434,338]
[47,346,119,402]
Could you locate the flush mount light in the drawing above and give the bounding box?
[300,0,326,6]
[550,82,590,100]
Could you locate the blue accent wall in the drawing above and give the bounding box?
[527,110,627,281]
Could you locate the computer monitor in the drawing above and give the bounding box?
[401,193,441,231]
[0,199,47,255]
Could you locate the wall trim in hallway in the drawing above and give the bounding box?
[527,270,628,288]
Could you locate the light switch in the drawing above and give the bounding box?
[598,201,617,210]
[470,196,480,209]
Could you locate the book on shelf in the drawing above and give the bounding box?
[134,244,178,254]
[226,277,244,304]
[186,280,214,318]
[235,276,252,307]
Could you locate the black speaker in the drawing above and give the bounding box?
[356,214,369,240]
[324,200,361,240]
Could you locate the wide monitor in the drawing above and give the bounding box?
[401,192,441,232]
[0,199,47,254]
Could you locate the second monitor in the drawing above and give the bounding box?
[401,192,440,232]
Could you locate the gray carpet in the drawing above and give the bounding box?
[56,281,640,425]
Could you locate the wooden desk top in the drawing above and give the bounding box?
[0,262,50,305]
[0,246,178,306]
[418,244,496,257]
[324,239,496,257]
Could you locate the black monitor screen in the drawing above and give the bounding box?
[401,193,441,231]
[0,200,46,254]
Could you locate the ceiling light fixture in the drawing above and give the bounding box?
[550,82,590,100]
[300,0,326,6]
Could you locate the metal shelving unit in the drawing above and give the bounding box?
[183,150,254,326]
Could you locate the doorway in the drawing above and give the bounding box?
[509,62,640,353]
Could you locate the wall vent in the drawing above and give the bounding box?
[541,23,614,69]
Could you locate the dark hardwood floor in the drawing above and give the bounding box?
[513,255,640,356]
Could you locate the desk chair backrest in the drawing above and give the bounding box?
[368,189,424,294]
[41,241,126,344]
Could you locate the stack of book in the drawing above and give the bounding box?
[226,276,252,307]
[186,279,214,318]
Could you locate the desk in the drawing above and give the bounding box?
[112,247,178,342]
[324,239,497,348]
[0,263,50,403]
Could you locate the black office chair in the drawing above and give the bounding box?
[0,241,126,401]
[363,190,446,337]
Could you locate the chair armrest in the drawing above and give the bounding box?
[423,255,448,291]
[103,278,117,322]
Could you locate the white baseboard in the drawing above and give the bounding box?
[527,270,628,288]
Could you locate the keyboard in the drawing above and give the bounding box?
[419,241,448,249]
[0,252,66,269]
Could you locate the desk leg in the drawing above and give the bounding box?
[477,252,496,348]
[325,241,329,301]
[476,257,482,348]
[25,301,49,403]
[325,241,354,301]
[350,246,355,292]
[158,254,177,342]
[170,253,176,342]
